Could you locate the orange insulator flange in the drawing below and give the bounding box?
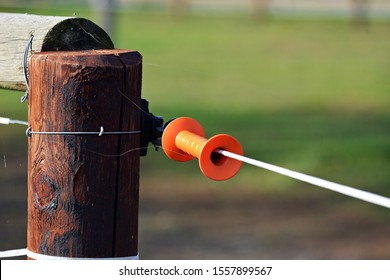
[162,117,243,181]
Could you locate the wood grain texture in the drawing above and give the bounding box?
[0,13,113,91]
[27,50,141,258]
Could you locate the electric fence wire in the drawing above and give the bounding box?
[216,149,390,209]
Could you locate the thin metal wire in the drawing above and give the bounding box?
[26,126,141,137]
[21,35,34,103]
[216,149,390,209]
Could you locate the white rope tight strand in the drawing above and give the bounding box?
[0,248,27,258]
[0,117,28,126]
[216,149,390,209]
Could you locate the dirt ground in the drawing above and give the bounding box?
[139,179,390,259]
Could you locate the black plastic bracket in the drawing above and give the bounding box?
[140,99,164,156]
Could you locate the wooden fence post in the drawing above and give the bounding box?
[27,49,141,259]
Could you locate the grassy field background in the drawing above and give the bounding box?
[1,7,390,259]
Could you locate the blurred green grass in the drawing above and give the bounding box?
[1,9,389,199]
[117,12,390,199]
[114,14,390,113]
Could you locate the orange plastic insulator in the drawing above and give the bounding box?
[162,117,243,181]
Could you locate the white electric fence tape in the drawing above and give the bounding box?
[217,149,390,209]
[0,248,28,258]
[0,117,28,126]
[0,248,139,260]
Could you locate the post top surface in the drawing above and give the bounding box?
[30,49,142,67]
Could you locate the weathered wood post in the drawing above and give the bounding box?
[27,49,142,259]
[0,13,114,91]
[0,12,152,259]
